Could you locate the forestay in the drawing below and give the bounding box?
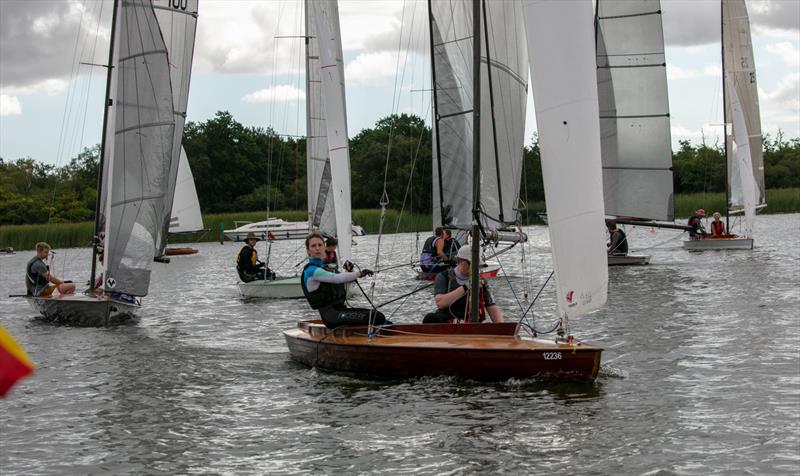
[312,0,352,262]
[429,0,527,231]
[723,0,765,210]
[169,147,204,233]
[153,0,199,254]
[523,0,608,319]
[103,0,176,296]
[595,0,674,221]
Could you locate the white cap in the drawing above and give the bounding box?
[457,244,474,262]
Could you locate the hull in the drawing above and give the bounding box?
[683,236,753,250]
[608,254,650,266]
[284,321,603,382]
[225,219,365,242]
[165,247,198,256]
[27,293,139,326]
[238,277,304,299]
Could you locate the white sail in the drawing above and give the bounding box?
[153,0,199,254]
[723,0,765,209]
[169,147,204,233]
[312,0,352,262]
[728,83,757,238]
[595,0,674,221]
[429,0,528,231]
[523,0,608,319]
[103,0,176,296]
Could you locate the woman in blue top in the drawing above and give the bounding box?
[301,232,386,328]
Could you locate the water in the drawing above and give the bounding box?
[1,214,799,475]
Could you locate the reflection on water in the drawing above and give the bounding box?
[1,214,798,474]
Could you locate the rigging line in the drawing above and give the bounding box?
[384,282,434,319]
[519,270,554,329]
[484,241,527,316]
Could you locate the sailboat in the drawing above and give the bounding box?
[683,0,765,251]
[165,147,204,256]
[238,0,354,299]
[26,0,180,325]
[284,0,607,382]
[595,0,674,266]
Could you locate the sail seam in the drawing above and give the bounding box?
[119,49,168,62]
[598,11,660,21]
[115,120,174,135]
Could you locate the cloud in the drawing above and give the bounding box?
[766,41,800,66]
[2,79,69,97]
[345,52,400,85]
[242,85,304,103]
[0,95,22,116]
[760,73,800,130]
[667,63,720,80]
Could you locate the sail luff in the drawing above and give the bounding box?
[523,0,608,320]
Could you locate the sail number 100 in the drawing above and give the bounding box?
[543,352,562,360]
[170,0,188,10]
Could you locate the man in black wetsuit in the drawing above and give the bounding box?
[236,233,275,282]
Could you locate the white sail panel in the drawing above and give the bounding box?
[523,0,608,319]
[723,0,765,208]
[104,0,175,296]
[313,0,351,262]
[153,0,199,254]
[596,0,674,220]
[169,147,204,233]
[728,83,756,238]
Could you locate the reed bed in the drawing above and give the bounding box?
[2,190,796,250]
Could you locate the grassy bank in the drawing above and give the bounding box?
[2,189,797,251]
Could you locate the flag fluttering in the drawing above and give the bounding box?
[0,325,36,398]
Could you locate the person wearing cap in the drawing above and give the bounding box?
[606,221,628,256]
[687,208,708,239]
[236,232,274,282]
[301,232,386,328]
[423,244,503,324]
[25,242,75,297]
[710,211,726,237]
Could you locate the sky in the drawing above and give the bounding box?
[0,0,798,168]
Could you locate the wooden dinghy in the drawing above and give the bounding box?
[682,234,753,251]
[164,246,198,256]
[607,254,651,266]
[284,321,603,382]
[27,291,139,326]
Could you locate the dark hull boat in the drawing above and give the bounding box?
[27,292,138,326]
[285,321,603,382]
[607,254,650,266]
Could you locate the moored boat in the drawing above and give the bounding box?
[164,247,199,256]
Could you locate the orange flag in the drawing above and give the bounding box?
[0,325,36,398]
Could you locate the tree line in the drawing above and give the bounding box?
[1,111,798,225]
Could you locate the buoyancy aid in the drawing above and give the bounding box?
[711,221,725,236]
[25,256,49,295]
[301,261,348,310]
[444,269,486,322]
[236,245,259,271]
[420,235,438,265]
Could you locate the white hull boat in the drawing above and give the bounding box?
[238,277,356,300]
[607,254,650,266]
[683,236,753,251]
[225,219,365,242]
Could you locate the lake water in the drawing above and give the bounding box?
[1,214,799,475]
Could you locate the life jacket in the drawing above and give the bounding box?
[236,245,258,271]
[420,235,438,265]
[25,256,49,296]
[443,269,486,322]
[610,229,628,255]
[324,249,337,264]
[301,261,348,310]
[711,221,725,236]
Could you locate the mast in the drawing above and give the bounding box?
[90,0,119,289]
[469,0,481,323]
[481,0,504,223]
[426,0,446,227]
[305,0,313,230]
[721,0,730,232]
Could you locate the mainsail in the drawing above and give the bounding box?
[428,0,528,231]
[311,0,352,262]
[723,0,765,210]
[153,0,199,255]
[523,0,608,319]
[102,0,176,296]
[595,0,674,221]
[169,147,204,233]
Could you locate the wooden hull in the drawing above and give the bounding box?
[238,277,304,299]
[27,293,139,326]
[608,254,650,266]
[164,247,198,256]
[284,321,602,382]
[683,236,753,250]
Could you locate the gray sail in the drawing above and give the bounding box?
[596,0,674,221]
[104,0,176,296]
[306,0,344,238]
[430,0,528,231]
[723,0,765,209]
[153,0,199,255]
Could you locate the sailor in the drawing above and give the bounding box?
[301,232,386,329]
[324,236,338,267]
[710,211,726,236]
[687,208,708,239]
[423,245,503,324]
[606,221,629,256]
[419,227,443,273]
[236,232,275,282]
[434,229,461,267]
[25,242,76,297]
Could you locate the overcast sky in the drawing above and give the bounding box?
[1,0,798,167]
